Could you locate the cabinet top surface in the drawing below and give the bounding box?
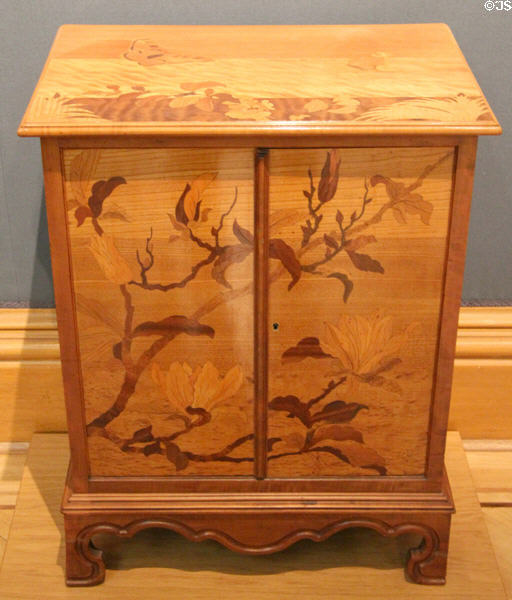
[18,23,501,137]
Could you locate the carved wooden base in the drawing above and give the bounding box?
[62,467,454,587]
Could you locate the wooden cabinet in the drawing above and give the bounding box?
[19,24,500,586]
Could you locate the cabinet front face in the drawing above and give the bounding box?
[62,144,455,482]
[63,148,255,476]
[267,147,454,477]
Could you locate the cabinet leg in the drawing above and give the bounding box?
[406,513,451,585]
[64,517,106,587]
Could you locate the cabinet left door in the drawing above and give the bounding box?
[62,148,255,476]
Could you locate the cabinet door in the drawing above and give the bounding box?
[267,147,454,477]
[63,148,255,476]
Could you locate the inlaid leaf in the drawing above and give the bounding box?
[169,94,201,108]
[112,341,122,360]
[180,81,225,92]
[195,96,215,112]
[403,194,433,225]
[309,445,351,465]
[267,437,282,451]
[344,235,377,252]
[370,175,404,201]
[309,424,363,446]
[268,395,311,427]
[143,441,162,456]
[74,205,92,227]
[201,207,212,222]
[88,177,126,218]
[269,238,302,290]
[281,337,332,363]
[371,174,433,226]
[211,244,253,288]
[101,210,129,222]
[304,99,329,113]
[76,293,124,336]
[392,205,407,224]
[232,219,254,246]
[309,400,367,425]
[133,315,215,339]
[175,183,191,225]
[340,441,387,475]
[366,375,403,395]
[184,172,217,222]
[164,441,189,471]
[269,208,306,233]
[364,357,402,378]
[131,425,154,443]
[69,150,100,208]
[323,233,338,249]
[346,251,384,274]
[281,432,306,451]
[89,233,133,284]
[327,272,354,303]
[318,150,341,204]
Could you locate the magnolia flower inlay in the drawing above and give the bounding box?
[151,361,244,416]
[320,313,407,377]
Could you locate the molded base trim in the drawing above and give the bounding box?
[62,462,454,586]
[63,509,452,587]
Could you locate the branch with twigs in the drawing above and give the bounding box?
[86,150,450,472]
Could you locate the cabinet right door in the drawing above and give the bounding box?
[266,147,455,477]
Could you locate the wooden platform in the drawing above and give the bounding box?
[0,432,506,598]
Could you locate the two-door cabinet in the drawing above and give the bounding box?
[18,24,501,586]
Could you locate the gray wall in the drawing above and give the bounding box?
[0,0,510,307]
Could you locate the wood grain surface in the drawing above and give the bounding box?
[266,147,454,477]
[62,148,256,477]
[18,24,501,137]
[58,145,458,481]
[2,307,511,441]
[0,432,506,598]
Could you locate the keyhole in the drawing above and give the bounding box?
[272,322,279,331]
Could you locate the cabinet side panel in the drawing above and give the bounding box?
[41,138,89,491]
[267,147,454,477]
[62,148,255,476]
[426,138,477,479]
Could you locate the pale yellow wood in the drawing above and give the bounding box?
[0,443,30,455]
[0,362,66,441]
[0,510,15,540]
[0,454,27,508]
[464,440,512,451]
[466,450,512,506]
[18,24,501,137]
[0,330,60,360]
[449,359,512,438]
[0,432,506,598]
[479,492,512,506]
[459,307,512,329]
[0,446,27,568]
[0,536,6,569]
[0,509,14,568]
[482,508,512,600]
[0,309,57,330]
[455,330,512,358]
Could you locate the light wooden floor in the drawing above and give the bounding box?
[0,434,510,598]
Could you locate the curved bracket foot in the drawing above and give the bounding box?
[63,510,451,586]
